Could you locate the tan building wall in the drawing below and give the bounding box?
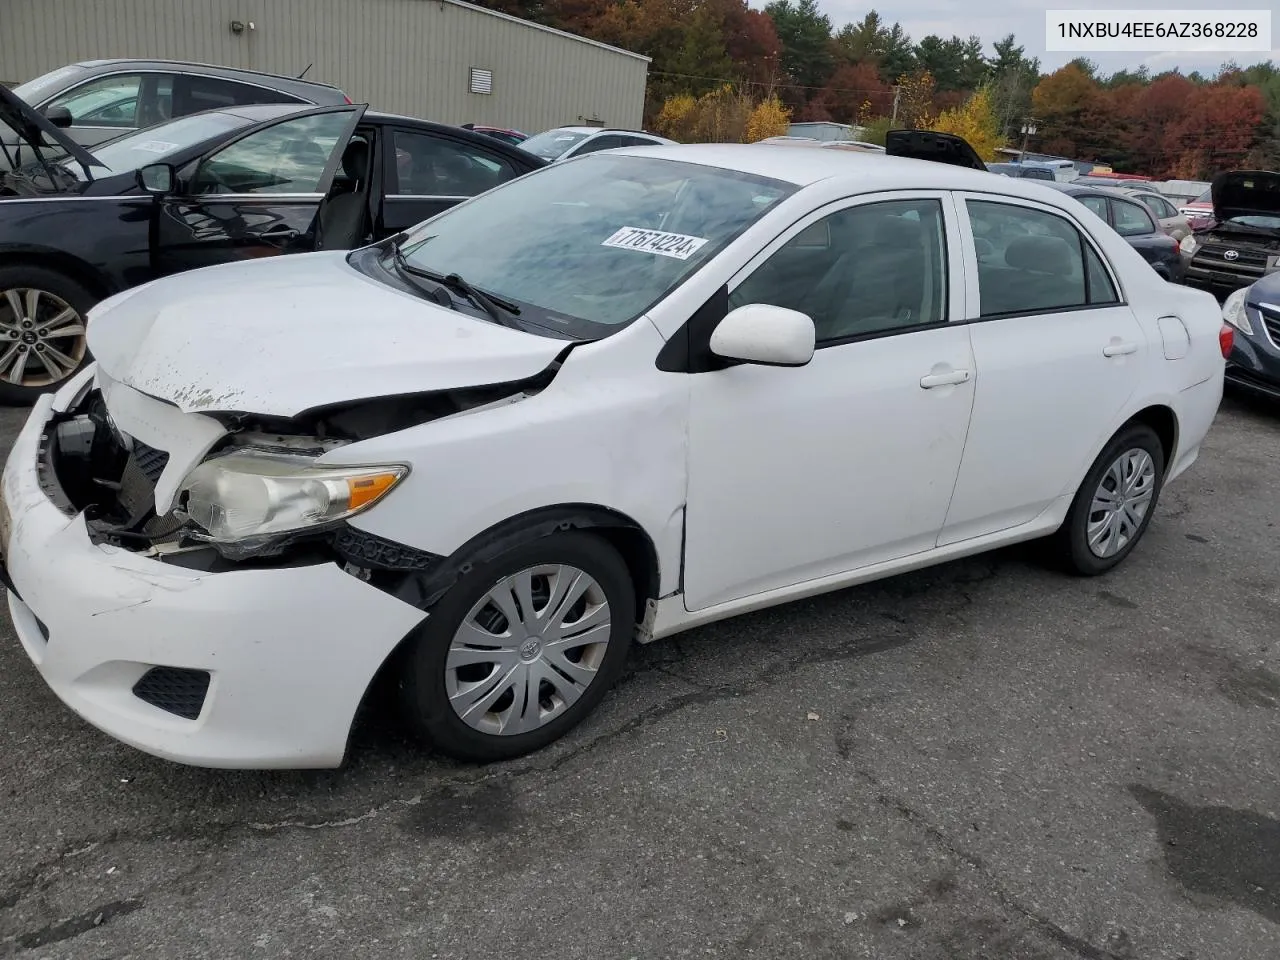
[0,0,649,132]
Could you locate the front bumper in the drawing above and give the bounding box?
[1,393,425,769]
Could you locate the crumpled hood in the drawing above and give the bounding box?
[86,252,569,418]
[1211,171,1280,224]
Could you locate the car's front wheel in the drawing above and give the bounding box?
[398,531,636,761]
[1054,422,1165,576]
[0,265,95,405]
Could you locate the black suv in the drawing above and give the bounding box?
[1182,171,1280,296]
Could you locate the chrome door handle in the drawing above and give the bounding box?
[919,369,971,389]
[1103,341,1138,357]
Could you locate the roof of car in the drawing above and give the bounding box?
[72,58,345,91]
[549,126,662,136]
[1044,181,1145,202]
[611,142,1068,195]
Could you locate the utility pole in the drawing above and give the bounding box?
[1019,118,1039,161]
[890,85,902,125]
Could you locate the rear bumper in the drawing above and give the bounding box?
[2,393,426,769]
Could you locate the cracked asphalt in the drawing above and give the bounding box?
[1,393,1278,960]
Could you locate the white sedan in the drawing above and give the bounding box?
[1,143,1228,768]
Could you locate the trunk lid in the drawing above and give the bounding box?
[884,130,987,171]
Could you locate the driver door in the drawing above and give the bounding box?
[151,105,364,276]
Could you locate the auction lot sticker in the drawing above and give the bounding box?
[602,227,709,260]
[1046,9,1272,52]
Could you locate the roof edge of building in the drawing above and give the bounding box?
[442,0,652,63]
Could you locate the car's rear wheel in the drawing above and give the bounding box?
[0,265,95,405]
[1054,423,1165,576]
[397,531,635,761]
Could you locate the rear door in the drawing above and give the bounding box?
[381,127,524,235]
[938,194,1148,545]
[151,105,363,275]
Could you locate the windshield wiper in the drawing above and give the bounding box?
[391,249,522,327]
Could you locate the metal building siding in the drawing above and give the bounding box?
[0,0,648,130]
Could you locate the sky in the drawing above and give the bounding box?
[815,0,1279,76]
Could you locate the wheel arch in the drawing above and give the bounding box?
[343,503,662,760]
[1126,403,1178,470]
[0,246,117,302]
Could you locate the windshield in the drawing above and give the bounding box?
[11,64,89,106]
[87,113,251,174]
[392,154,796,335]
[519,129,590,161]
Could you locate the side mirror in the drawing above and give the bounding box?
[137,163,176,195]
[44,105,73,129]
[709,303,815,367]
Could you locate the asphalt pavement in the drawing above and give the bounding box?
[0,394,1277,960]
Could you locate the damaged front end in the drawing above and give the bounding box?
[41,358,564,586]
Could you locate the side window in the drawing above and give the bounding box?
[1078,195,1109,220]
[618,134,659,147]
[190,111,351,195]
[180,75,306,113]
[1111,199,1157,237]
[967,200,1118,316]
[391,130,516,196]
[573,134,623,156]
[47,74,142,128]
[730,198,948,343]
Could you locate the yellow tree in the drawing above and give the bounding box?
[745,96,791,141]
[928,86,1008,161]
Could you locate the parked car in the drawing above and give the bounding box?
[1158,179,1213,218]
[5,59,350,151]
[1044,182,1184,281]
[1222,274,1280,399]
[0,137,1226,769]
[1180,171,1280,297]
[517,125,674,162]
[0,86,544,403]
[1119,188,1192,242]
[460,123,528,146]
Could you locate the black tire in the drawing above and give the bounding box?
[1052,423,1165,576]
[0,264,96,406]
[397,530,636,762]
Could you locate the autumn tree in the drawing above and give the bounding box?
[1164,84,1266,178]
[894,70,937,128]
[928,86,1007,160]
[1032,62,1105,156]
[810,62,892,124]
[745,95,791,140]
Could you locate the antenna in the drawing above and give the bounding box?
[298,62,313,79]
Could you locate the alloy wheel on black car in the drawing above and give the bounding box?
[0,265,95,405]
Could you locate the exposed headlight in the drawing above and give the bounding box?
[1179,235,1199,256]
[1222,287,1254,336]
[178,449,408,543]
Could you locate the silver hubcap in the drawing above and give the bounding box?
[1087,448,1156,559]
[446,564,612,736]
[0,288,87,388]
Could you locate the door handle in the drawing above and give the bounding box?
[919,369,971,389]
[1103,340,1138,357]
[257,225,300,242]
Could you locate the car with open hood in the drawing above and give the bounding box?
[1181,171,1280,296]
[1,138,1227,770]
[0,84,544,404]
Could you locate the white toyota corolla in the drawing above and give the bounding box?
[1,143,1228,768]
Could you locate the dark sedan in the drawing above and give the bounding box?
[0,86,545,403]
[1044,182,1184,282]
[1222,272,1280,401]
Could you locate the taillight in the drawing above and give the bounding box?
[343,94,352,104]
[1219,323,1234,359]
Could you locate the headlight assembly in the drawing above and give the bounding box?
[178,448,408,544]
[1222,287,1254,337]
[1179,235,1199,256]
